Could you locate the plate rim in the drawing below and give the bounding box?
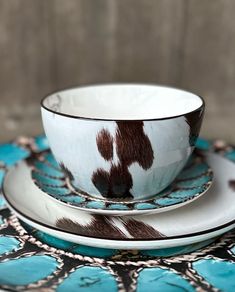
[3,182,235,243]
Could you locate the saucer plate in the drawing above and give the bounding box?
[31,150,213,215]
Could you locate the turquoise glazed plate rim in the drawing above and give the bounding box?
[30,150,213,216]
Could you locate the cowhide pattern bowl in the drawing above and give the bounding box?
[41,84,204,201]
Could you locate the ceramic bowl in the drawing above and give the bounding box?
[41,84,204,201]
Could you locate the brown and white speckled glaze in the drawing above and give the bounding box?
[92,121,154,199]
[41,84,204,200]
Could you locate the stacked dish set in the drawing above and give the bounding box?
[3,84,235,251]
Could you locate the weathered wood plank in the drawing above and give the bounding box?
[0,0,56,141]
[52,0,185,86]
[181,0,235,142]
[114,0,185,84]
[0,0,234,143]
[51,0,117,87]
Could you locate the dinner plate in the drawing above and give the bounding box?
[3,149,235,249]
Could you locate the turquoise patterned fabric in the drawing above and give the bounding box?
[0,255,58,286]
[0,236,20,255]
[57,266,117,292]
[193,259,235,292]
[137,267,195,291]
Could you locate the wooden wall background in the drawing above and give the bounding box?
[0,0,235,142]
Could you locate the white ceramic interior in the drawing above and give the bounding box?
[42,84,203,120]
[41,84,204,200]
